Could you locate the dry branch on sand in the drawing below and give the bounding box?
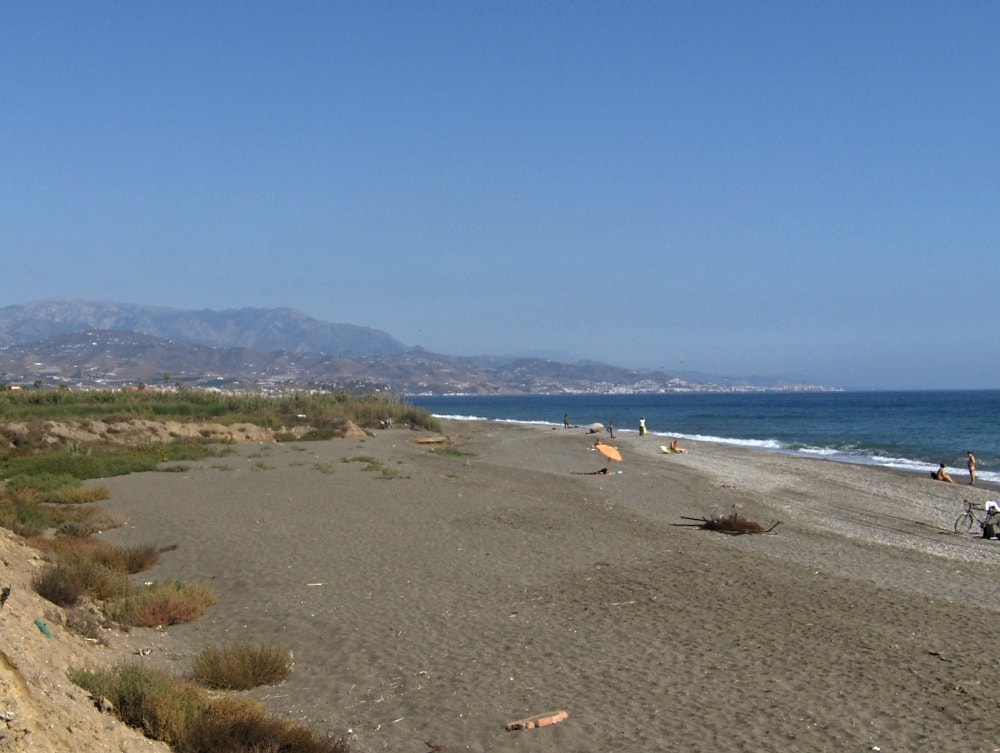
[679,510,781,535]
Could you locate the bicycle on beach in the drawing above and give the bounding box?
[954,499,1000,537]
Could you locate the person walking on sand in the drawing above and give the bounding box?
[638,417,647,436]
[968,450,977,485]
[932,463,955,483]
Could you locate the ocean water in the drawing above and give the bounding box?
[410,391,1000,485]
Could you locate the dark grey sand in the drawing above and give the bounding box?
[100,421,1000,752]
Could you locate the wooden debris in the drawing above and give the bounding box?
[679,510,781,535]
[506,709,569,731]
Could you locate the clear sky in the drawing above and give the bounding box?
[3,2,998,390]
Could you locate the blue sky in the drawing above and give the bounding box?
[3,2,998,390]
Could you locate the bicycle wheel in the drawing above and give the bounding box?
[954,513,975,534]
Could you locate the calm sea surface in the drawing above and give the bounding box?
[410,391,1000,484]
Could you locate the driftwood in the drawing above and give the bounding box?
[678,511,781,535]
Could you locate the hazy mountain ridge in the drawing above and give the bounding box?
[0,300,835,394]
[0,299,406,357]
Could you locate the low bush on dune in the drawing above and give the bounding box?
[0,443,221,483]
[30,538,153,606]
[108,580,218,628]
[180,695,349,753]
[1,386,439,435]
[192,641,293,690]
[0,485,105,537]
[5,472,110,505]
[32,564,87,607]
[32,536,160,575]
[69,663,350,753]
[70,663,204,746]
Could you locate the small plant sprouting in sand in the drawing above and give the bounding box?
[342,455,376,465]
[192,641,293,690]
[69,663,350,752]
[251,459,274,471]
[343,456,402,477]
[429,448,475,458]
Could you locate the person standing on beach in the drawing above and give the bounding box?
[968,450,977,485]
[638,417,647,436]
[608,420,614,438]
[563,414,570,429]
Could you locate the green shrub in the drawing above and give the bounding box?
[69,664,350,753]
[192,642,292,690]
[69,664,203,746]
[179,695,350,753]
[32,565,84,607]
[109,581,218,627]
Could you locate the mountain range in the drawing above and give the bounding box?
[0,299,833,394]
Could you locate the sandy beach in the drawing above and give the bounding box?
[93,420,1000,753]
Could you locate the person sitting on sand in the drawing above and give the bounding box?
[669,439,685,454]
[931,463,955,483]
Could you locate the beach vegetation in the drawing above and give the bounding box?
[30,537,165,608]
[108,580,218,628]
[0,387,439,433]
[0,442,221,483]
[429,447,475,458]
[342,455,407,479]
[0,484,109,537]
[191,641,293,690]
[69,662,350,752]
[4,472,110,504]
[69,663,204,746]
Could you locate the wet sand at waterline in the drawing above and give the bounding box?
[99,420,1000,752]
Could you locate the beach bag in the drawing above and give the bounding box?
[983,522,995,540]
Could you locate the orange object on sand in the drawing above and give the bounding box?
[505,709,569,731]
[594,443,623,462]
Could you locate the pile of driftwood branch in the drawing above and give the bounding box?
[679,510,781,535]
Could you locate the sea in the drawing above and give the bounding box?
[409,390,1000,485]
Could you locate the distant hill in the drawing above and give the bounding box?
[0,300,837,394]
[0,299,406,357]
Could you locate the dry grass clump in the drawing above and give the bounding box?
[32,565,88,607]
[33,536,159,574]
[30,537,212,630]
[109,580,218,628]
[192,642,293,690]
[70,663,204,746]
[69,663,350,753]
[181,695,349,753]
[30,537,163,607]
[49,484,111,504]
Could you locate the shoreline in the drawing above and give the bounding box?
[445,416,1000,494]
[95,419,1000,752]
